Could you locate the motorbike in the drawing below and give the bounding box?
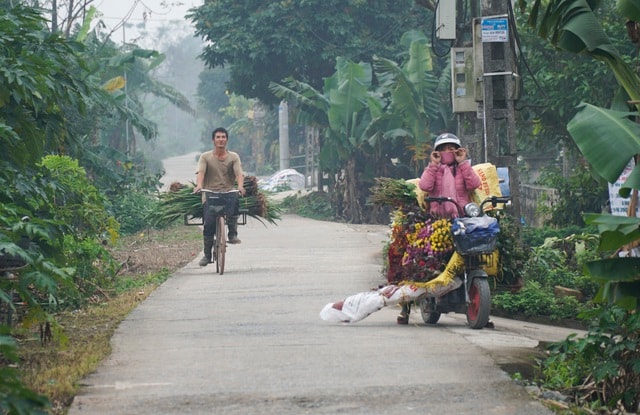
[417,195,510,329]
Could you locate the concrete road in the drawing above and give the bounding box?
[69,214,583,415]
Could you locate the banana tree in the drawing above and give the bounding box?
[271,57,382,223]
[567,104,640,309]
[371,30,443,172]
[523,0,640,309]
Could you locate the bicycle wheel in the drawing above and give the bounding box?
[215,215,226,275]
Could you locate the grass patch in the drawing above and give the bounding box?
[15,224,201,414]
[18,290,146,412]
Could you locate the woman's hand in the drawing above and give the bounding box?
[430,151,441,165]
[454,148,467,163]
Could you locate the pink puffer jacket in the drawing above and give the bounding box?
[418,160,481,218]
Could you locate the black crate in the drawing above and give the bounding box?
[206,192,239,217]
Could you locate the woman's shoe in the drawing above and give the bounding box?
[397,315,409,325]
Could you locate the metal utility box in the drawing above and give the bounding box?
[436,0,456,40]
[451,48,477,113]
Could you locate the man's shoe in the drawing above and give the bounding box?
[198,256,210,266]
[228,237,242,244]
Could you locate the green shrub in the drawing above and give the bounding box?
[62,235,118,308]
[495,213,528,288]
[493,280,589,321]
[522,225,596,248]
[522,233,600,297]
[279,191,334,221]
[494,280,555,317]
[109,191,157,235]
[539,306,640,411]
[40,155,117,239]
[536,166,607,227]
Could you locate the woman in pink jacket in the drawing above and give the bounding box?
[419,132,481,217]
[397,133,482,324]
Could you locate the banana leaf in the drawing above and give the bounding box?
[584,213,640,251]
[567,103,640,198]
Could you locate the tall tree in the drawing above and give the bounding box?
[188,0,432,105]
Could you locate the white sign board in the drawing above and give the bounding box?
[608,158,640,217]
[482,18,508,42]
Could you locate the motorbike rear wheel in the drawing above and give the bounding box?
[466,278,490,329]
[419,298,441,324]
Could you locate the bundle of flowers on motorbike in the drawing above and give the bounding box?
[386,205,454,284]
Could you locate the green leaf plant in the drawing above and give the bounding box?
[522,0,640,311]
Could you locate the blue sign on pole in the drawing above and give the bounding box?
[481,18,508,42]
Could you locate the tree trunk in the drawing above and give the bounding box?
[344,157,363,223]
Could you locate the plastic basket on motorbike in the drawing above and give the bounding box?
[206,191,239,216]
[451,216,499,255]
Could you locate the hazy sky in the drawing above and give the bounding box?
[93,0,203,43]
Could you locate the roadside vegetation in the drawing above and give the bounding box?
[8,225,201,414]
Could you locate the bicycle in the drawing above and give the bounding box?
[185,189,247,275]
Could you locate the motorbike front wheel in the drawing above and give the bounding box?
[466,278,490,329]
[419,298,441,324]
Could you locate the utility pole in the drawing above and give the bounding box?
[278,101,290,170]
[440,0,521,218]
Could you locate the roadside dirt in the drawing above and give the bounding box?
[112,225,202,278]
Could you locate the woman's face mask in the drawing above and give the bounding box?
[440,151,455,165]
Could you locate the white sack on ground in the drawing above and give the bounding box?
[319,285,426,323]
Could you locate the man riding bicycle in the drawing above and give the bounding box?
[193,127,246,267]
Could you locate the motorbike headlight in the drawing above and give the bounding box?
[464,202,481,217]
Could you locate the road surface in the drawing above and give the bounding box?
[68,213,583,414]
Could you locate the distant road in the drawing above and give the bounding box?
[160,152,200,191]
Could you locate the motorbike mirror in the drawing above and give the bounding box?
[464,203,481,217]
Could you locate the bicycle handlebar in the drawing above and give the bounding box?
[198,189,240,194]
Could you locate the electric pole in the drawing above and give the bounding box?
[438,0,521,218]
